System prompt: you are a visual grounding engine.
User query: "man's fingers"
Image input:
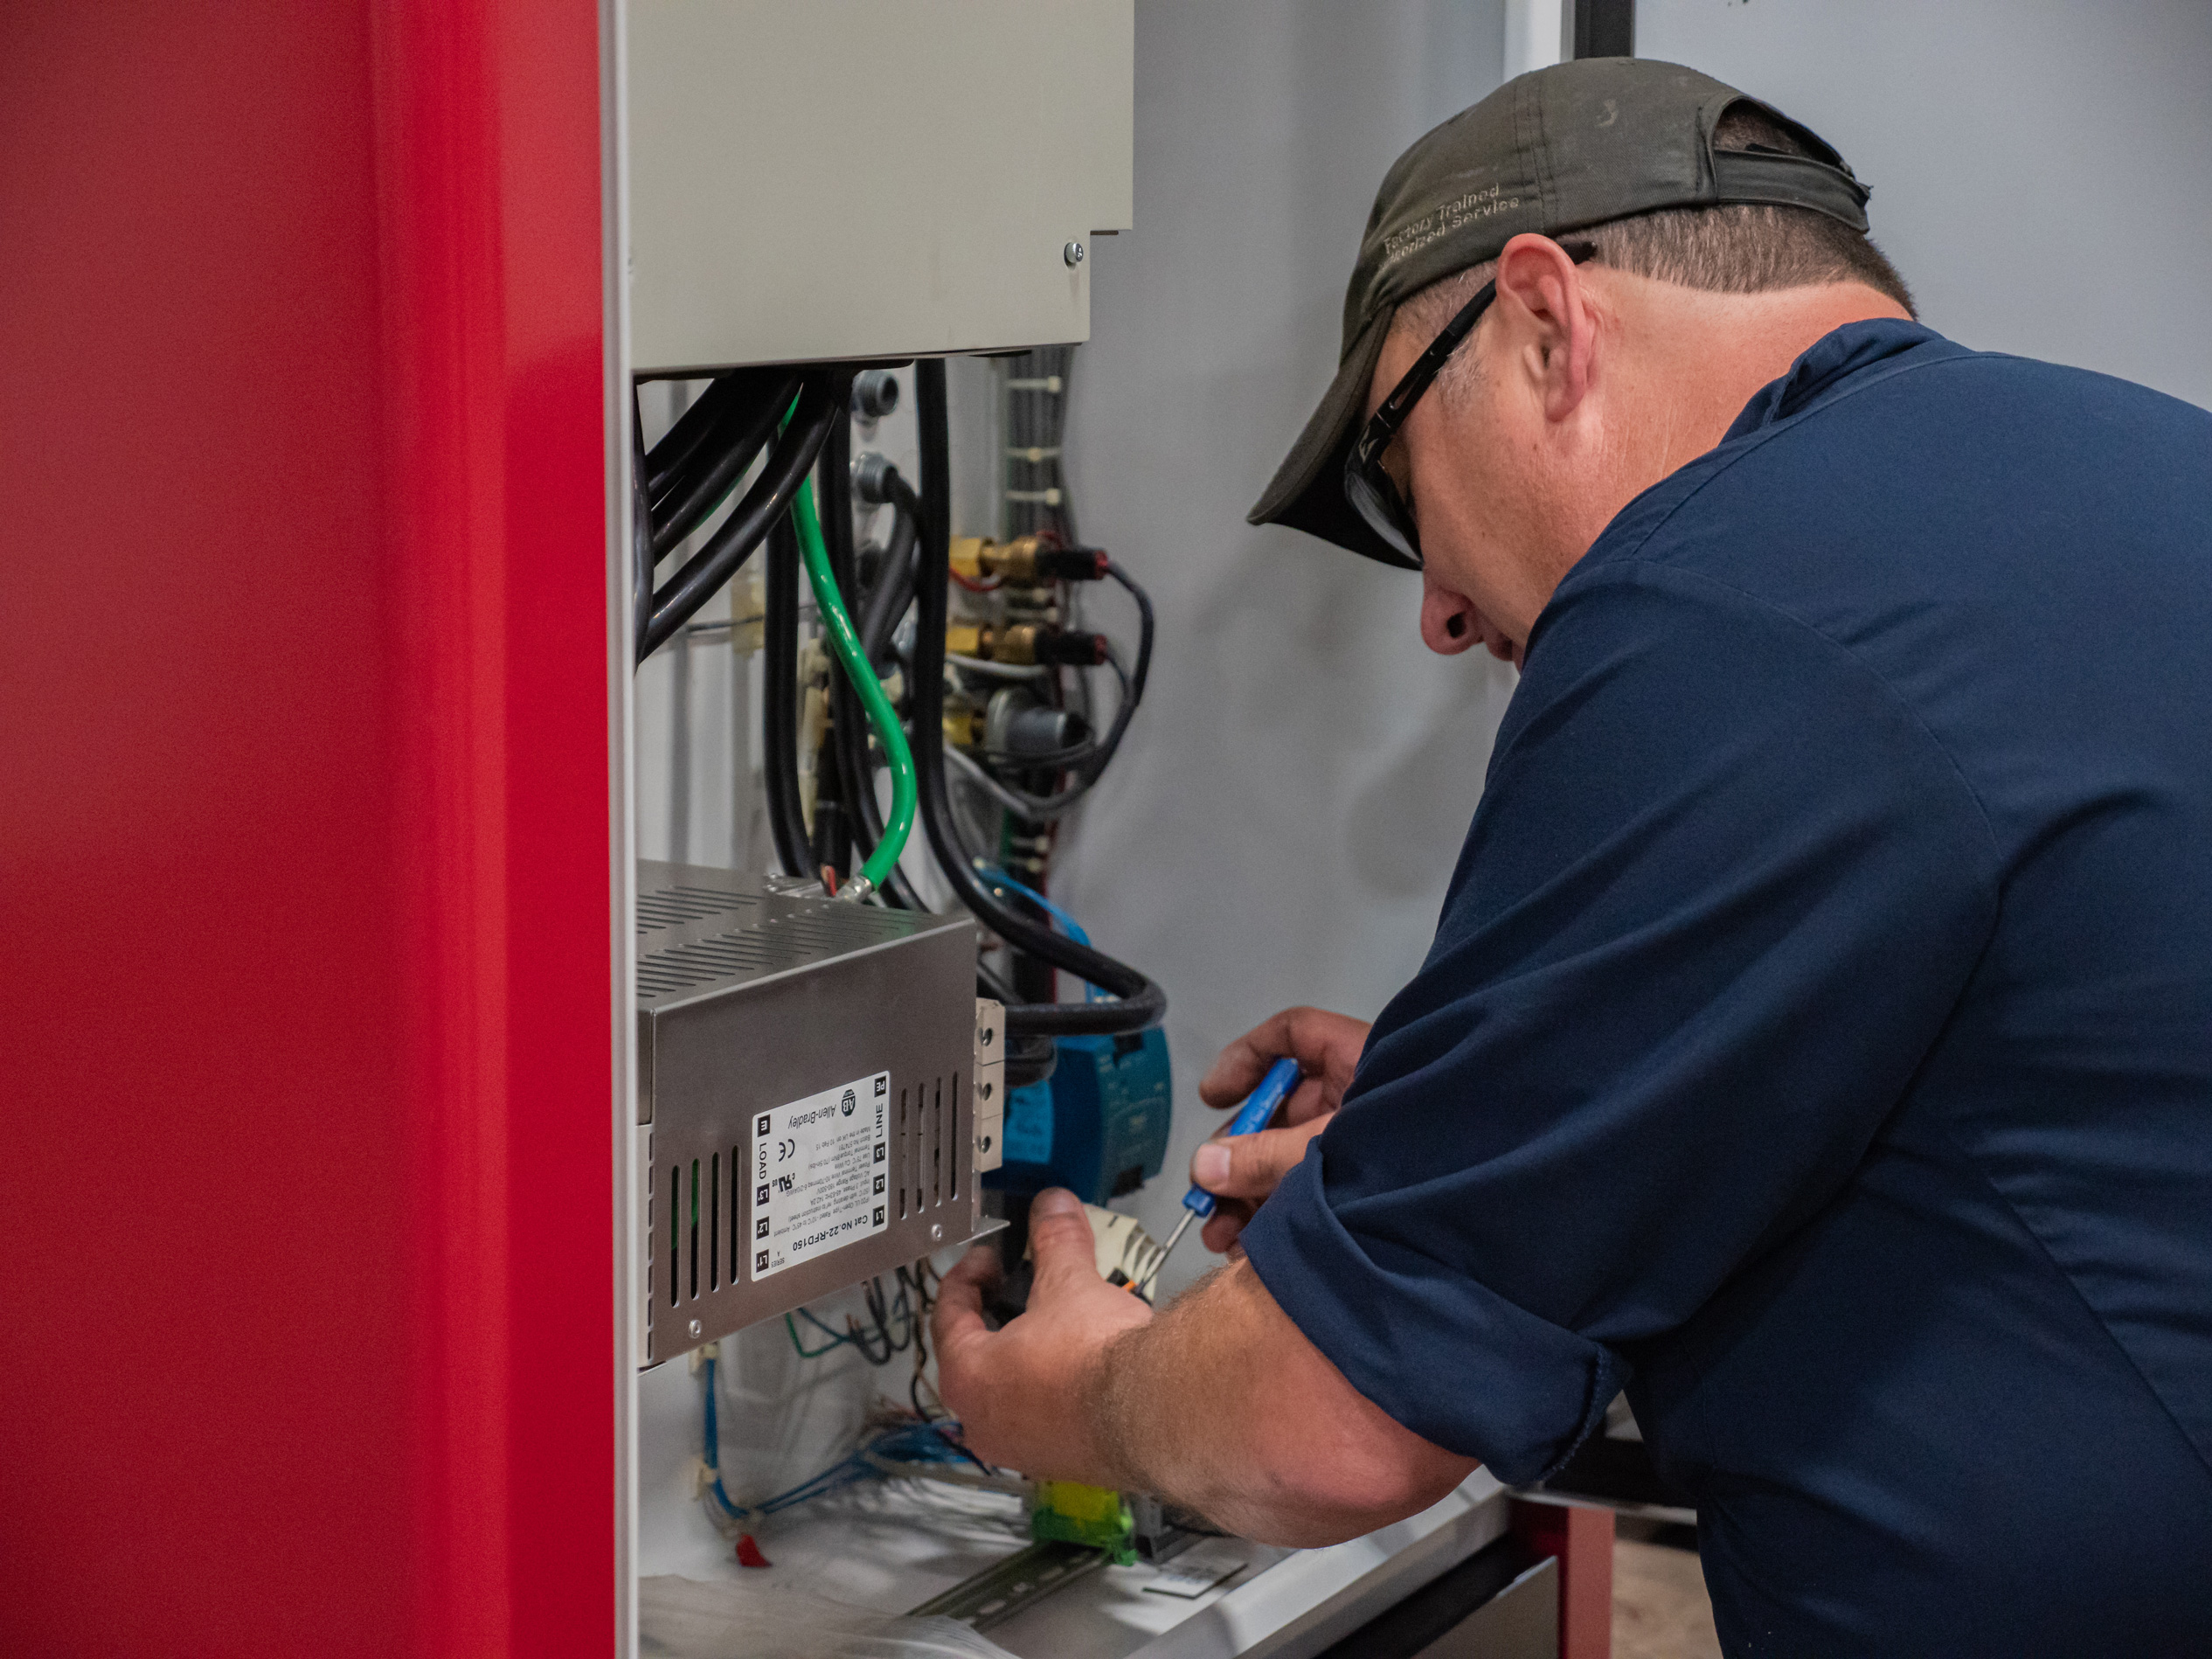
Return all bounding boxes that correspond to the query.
[1189,1115,1333,1201]
[1198,1006,1370,1110]
[1282,1074,1338,1128]
[1201,1204,1250,1255]
[1026,1187,1103,1296]
[932,1245,998,1355]
[1197,1013,1300,1107]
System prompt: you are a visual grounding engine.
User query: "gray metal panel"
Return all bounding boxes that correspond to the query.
[636,862,983,1364]
[1414,1557,1557,1659]
[626,0,1134,374]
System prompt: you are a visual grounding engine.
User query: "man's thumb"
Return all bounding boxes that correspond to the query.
[1026,1188,1101,1288]
[1190,1121,1323,1200]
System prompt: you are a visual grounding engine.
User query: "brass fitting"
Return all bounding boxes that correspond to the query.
[949,535,1109,586]
[946,622,1105,668]
[942,697,986,750]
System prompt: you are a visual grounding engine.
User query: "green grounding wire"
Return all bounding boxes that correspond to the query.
[790,476,918,899]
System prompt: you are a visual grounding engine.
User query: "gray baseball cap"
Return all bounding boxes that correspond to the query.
[1247,57,1870,568]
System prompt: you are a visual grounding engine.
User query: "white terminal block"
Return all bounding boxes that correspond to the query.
[973,998,1004,1172]
[626,0,1135,373]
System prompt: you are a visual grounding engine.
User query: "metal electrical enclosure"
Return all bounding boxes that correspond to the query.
[626,0,1135,373]
[635,863,988,1364]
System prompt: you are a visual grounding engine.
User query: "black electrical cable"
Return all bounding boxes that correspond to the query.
[641,376,837,663]
[648,370,796,553]
[649,371,801,561]
[858,475,921,668]
[1003,1030,1057,1089]
[822,413,871,868]
[912,358,1165,1037]
[973,961,1061,1085]
[1087,561,1155,778]
[631,391,655,663]
[644,366,775,502]
[953,551,1154,818]
[761,515,814,878]
[947,642,1139,822]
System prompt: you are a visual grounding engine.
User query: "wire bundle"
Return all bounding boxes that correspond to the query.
[698,1363,982,1528]
[631,352,1165,1037]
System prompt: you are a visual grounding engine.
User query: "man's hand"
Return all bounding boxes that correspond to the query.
[933,1184,1477,1547]
[1193,1007,1370,1253]
[933,1188,1152,1481]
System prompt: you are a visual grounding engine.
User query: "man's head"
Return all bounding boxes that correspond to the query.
[1249,61,1915,662]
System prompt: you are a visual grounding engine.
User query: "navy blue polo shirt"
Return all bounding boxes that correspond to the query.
[1243,321,2212,1655]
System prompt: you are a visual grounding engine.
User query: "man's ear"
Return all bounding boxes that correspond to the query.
[1492,233,1598,425]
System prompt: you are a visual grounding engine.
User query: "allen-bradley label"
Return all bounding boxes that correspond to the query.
[751,1071,891,1278]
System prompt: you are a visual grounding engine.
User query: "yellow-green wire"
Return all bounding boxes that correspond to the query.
[790,478,917,896]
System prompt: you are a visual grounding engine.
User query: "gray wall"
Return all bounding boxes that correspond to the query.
[1060,0,2212,1283]
[1054,1,1515,1284]
[1638,0,2212,412]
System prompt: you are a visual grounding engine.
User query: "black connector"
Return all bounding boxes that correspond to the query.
[1037,546,1112,583]
[1033,628,1108,668]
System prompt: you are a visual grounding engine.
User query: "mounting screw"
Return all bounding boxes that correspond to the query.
[1064,239,1086,267]
[930,1223,943,1241]
[689,1318,703,1338]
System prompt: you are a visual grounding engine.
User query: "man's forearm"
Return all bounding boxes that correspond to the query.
[1085,1257,1479,1547]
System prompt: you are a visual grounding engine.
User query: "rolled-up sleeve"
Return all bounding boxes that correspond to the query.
[1240,562,2001,1482]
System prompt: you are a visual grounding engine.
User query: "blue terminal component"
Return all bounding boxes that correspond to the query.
[988,1028,1173,1204]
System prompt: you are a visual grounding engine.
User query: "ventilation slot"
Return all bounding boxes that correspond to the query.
[731,1142,745,1283]
[949,1073,962,1204]
[636,885,759,934]
[709,1153,721,1291]
[637,931,811,997]
[766,906,918,950]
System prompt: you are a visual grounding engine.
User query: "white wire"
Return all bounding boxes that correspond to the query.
[945,744,1066,819]
[947,653,1050,681]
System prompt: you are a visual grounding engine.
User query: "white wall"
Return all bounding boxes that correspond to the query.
[1052,1,1516,1288]
[1637,0,2212,412]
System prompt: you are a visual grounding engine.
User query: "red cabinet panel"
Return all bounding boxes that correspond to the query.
[0,3,616,1652]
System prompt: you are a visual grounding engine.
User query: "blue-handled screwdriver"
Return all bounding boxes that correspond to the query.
[1140,1056,1304,1295]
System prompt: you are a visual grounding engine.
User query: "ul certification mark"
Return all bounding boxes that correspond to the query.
[749,1071,891,1277]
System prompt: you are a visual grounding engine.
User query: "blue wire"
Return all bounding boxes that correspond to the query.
[701,1352,751,1520]
[796,1306,857,1349]
[974,863,1090,946]
[700,1352,981,1524]
[974,863,1109,1002]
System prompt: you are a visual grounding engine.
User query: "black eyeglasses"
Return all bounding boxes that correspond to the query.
[1344,240,1597,567]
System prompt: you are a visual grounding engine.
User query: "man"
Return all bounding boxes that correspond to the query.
[936,59,2212,1655]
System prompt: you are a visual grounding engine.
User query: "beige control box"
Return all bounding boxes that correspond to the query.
[627,0,1134,374]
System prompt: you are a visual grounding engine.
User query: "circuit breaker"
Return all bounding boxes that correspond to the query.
[634,861,998,1364]
[626,0,1135,373]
